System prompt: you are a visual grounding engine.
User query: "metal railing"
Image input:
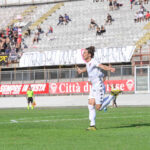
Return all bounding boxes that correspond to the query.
[0,65,134,84]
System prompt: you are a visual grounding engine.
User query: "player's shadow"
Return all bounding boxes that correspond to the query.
[101,123,150,129]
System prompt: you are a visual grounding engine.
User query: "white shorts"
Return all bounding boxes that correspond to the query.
[88,81,105,105]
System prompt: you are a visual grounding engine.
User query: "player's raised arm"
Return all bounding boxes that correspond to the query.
[98,64,115,72]
[76,66,87,74]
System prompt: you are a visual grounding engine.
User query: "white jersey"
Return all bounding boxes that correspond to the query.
[86,58,104,84]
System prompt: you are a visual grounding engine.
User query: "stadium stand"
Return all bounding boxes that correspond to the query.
[21,0,150,51]
[0,0,150,66]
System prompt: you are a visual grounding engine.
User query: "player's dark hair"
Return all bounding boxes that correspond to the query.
[86,46,95,58]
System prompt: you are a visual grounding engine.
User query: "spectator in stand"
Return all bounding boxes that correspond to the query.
[46,26,53,36]
[32,32,39,44]
[109,0,113,11]
[113,0,118,10]
[144,0,149,4]
[138,0,143,5]
[145,11,150,21]
[18,27,22,37]
[96,27,101,36]
[16,35,22,52]
[139,5,145,14]
[89,19,98,30]
[113,0,122,10]
[134,12,139,22]
[37,26,43,34]
[138,11,144,22]
[6,27,10,36]
[13,26,18,32]
[13,31,18,46]
[96,26,106,36]
[105,14,113,25]
[130,0,135,9]
[0,30,4,38]
[93,0,99,2]
[5,37,11,54]
[57,15,64,25]
[0,38,5,53]
[8,28,13,39]
[26,28,31,37]
[64,14,71,25]
[100,25,106,35]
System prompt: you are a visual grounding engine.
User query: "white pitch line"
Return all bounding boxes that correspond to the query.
[17,114,83,121]
[10,120,18,123]
[0,114,148,125]
[0,114,149,125]
[18,114,150,123]
[16,111,150,121]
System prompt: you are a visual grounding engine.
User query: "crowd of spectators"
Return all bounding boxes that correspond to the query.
[88,19,107,36]
[31,25,54,44]
[0,25,23,63]
[57,14,71,25]
[88,13,114,36]
[130,0,149,9]
[134,5,150,22]
[109,0,123,11]
[96,26,106,36]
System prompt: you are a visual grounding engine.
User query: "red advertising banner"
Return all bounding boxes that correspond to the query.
[104,79,134,92]
[0,83,49,95]
[50,82,91,94]
[0,80,134,95]
[50,80,134,94]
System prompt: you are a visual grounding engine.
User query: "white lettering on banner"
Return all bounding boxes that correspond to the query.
[19,46,135,67]
[31,84,46,92]
[59,83,81,93]
[83,82,91,92]
[59,83,65,93]
[0,83,49,95]
[49,80,134,94]
[22,85,29,92]
[0,85,22,94]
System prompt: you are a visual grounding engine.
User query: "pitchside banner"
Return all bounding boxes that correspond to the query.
[0,83,49,95]
[49,80,134,94]
[0,80,134,95]
[19,46,135,67]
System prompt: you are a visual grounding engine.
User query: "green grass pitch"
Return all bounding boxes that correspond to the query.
[0,107,150,150]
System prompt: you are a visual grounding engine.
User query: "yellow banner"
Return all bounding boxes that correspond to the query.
[0,55,8,64]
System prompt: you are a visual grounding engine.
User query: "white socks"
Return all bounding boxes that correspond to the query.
[87,95,114,126]
[100,95,114,111]
[88,104,96,126]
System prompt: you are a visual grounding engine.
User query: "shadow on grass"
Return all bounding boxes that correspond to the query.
[101,123,150,129]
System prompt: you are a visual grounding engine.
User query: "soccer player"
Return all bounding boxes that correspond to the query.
[76,46,115,130]
[26,86,34,110]
[110,84,122,108]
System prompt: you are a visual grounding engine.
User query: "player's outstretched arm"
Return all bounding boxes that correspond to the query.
[98,64,115,72]
[76,66,87,74]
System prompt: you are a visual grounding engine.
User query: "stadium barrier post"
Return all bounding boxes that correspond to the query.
[147,66,150,93]
[22,71,24,84]
[121,66,123,80]
[0,65,2,83]
[34,70,35,83]
[11,71,12,84]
